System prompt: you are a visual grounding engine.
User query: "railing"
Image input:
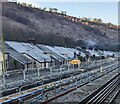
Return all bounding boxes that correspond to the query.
[0,58,117,98]
[0,58,117,85]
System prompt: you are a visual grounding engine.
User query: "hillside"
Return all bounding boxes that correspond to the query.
[2,2,119,51]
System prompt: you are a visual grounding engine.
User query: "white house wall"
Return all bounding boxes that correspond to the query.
[23,54,36,68]
[36,62,42,69]
[41,63,44,69]
[46,63,49,69]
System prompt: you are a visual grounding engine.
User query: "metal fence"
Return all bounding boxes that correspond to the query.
[0,58,117,97]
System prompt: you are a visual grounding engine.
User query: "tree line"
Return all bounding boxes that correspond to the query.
[10,1,118,30]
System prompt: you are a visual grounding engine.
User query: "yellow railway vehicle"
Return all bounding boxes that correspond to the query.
[70,59,81,65]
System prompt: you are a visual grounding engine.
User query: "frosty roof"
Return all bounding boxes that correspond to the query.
[67,48,86,57]
[0,43,32,65]
[54,46,74,59]
[4,41,119,63]
[46,46,68,60]
[86,49,100,57]
[37,44,65,62]
[5,41,52,62]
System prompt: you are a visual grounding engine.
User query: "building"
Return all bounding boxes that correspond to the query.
[5,44,32,70]
[37,44,65,65]
[37,45,82,65]
[54,46,74,59]
[5,41,54,69]
[0,43,32,75]
[54,46,75,64]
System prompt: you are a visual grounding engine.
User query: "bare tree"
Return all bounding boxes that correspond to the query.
[28,4,32,8]
[52,8,58,13]
[61,11,67,15]
[49,8,53,12]
[42,7,47,11]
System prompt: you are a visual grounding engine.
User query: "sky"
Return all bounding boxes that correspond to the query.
[16,1,118,25]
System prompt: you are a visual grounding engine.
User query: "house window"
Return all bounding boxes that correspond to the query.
[33,62,36,68]
[50,60,52,66]
[44,61,46,68]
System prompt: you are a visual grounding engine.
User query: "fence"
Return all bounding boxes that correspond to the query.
[0,58,117,97]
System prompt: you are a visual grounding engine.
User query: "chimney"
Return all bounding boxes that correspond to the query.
[28,38,36,45]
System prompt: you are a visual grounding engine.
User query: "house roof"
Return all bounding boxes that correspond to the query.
[54,46,74,59]
[0,43,32,65]
[46,46,68,60]
[5,41,52,62]
[67,48,86,57]
[7,47,32,64]
[37,44,65,62]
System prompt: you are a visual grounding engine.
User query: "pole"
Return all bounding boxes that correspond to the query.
[76,76,78,89]
[38,68,40,77]
[23,69,26,81]
[60,75,62,90]
[1,34,6,73]
[50,66,52,78]
[1,34,6,85]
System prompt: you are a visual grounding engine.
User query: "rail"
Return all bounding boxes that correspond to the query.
[79,73,120,104]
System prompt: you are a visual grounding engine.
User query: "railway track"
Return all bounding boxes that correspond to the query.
[0,61,119,104]
[108,89,120,104]
[101,81,120,104]
[0,59,116,97]
[79,72,120,104]
[108,88,120,104]
[24,63,119,104]
[29,64,119,104]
